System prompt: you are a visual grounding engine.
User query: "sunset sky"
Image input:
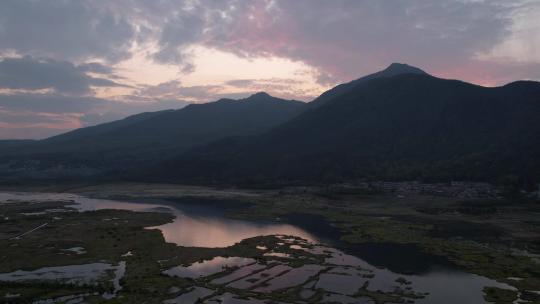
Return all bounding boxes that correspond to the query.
[1,0,539,139]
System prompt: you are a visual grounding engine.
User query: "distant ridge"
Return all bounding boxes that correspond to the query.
[0,92,305,180]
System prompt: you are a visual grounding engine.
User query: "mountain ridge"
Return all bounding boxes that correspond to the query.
[1,63,540,187]
[150,71,540,186]
[0,92,305,180]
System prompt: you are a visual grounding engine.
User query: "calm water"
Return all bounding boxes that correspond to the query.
[0,192,516,303]
[0,192,317,247]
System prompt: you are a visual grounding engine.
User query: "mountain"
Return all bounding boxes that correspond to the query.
[0,140,35,148]
[37,92,303,154]
[43,110,173,145]
[3,63,540,186]
[309,63,427,107]
[153,68,540,186]
[0,92,305,180]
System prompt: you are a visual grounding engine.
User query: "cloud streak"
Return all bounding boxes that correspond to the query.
[0,56,129,94]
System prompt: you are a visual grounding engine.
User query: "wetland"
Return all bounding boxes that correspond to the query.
[0,183,539,303]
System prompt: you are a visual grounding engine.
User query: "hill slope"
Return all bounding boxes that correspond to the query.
[37,92,304,154]
[0,92,305,179]
[309,63,427,107]
[156,72,540,186]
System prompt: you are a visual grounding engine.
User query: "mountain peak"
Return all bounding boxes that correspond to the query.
[310,63,429,107]
[244,92,275,103]
[241,92,304,107]
[248,92,272,99]
[381,63,427,76]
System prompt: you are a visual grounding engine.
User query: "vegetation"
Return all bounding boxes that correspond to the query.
[483,287,519,304]
[0,198,425,303]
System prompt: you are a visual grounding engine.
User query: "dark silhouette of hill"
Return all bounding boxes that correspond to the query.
[2,63,539,187]
[0,92,304,179]
[0,140,35,149]
[37,92,303,154]
[310,63,427,107]
[153,69,540,186]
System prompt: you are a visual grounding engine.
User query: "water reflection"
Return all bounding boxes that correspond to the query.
[163,286,214,304]
[255,264,324,292]
[164,257,255,278]
[152,212,317,247]
[413,271,514,304]
[0,262,122,286]
[0,192,318,247]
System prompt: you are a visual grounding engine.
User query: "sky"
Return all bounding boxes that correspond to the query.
[0,0,539,139]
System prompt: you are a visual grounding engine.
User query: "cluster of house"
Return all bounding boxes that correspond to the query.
[355,181,501,199]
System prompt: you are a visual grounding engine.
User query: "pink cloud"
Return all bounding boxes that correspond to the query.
[196,1,538,86]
